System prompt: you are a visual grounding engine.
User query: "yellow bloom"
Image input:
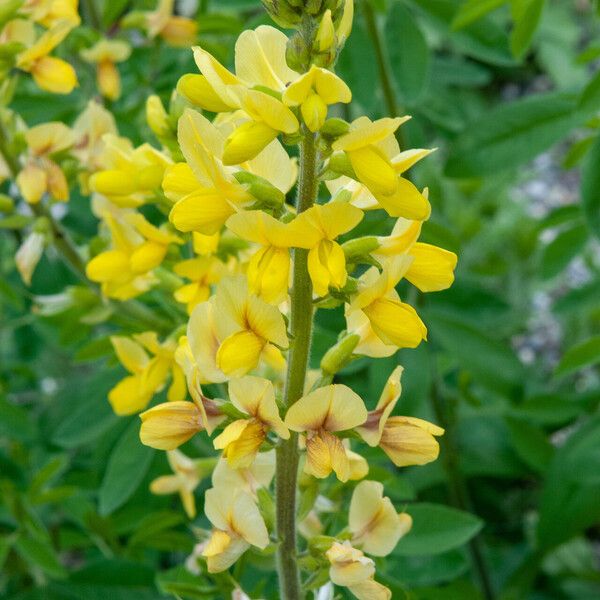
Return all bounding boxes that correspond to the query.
[326,541,391,600]
[226,210,299,304]
[347,257,427,353]
[356,366,402,446]
[331,117,431,220]
[349,480,412,556]
[374,216,457,293]
[86,212,180,299]
[21,0,80,27]
[140,400,207,450]
[72,100,117,172]
[15,20,77,94]
[81,39,131,100]
[89,135,172,207]
[173,255,226,313]
[283,65,351,132]
[289,202,363,297]
[209,276,289,377]
[203,487,269,572]
[16,122,73,204]
[146,0,197,47]
[185,26,301,163]
[108,332,185,415]
[150,449,203,518]
[214,376,288,468]
[379,416,444,467]
[285,384,367,481]
[212,450,275,497]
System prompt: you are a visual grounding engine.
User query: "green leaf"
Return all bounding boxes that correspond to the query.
[578,70,600,114]
[452,0,507,30]
[555,336,600,377]
[553,277,600,315]
[98,419,155,516]
[394,503,483,556]
[385,549,468,587]
[386,3,430,103]
[506,417,553,472]
[539,223,588,280]
[426,311,524,392]
[0,396,36,442]
[509,393,588,426]
[581,133,600,239]
[51,372,120,449]
[14,535,67,579]
[510,0,546,58]
[445,92,583,177]
[537,415,600,549]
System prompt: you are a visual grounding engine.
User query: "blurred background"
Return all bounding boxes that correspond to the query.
[1,0,600,599]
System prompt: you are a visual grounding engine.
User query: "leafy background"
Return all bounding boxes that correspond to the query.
[2,0,600,598]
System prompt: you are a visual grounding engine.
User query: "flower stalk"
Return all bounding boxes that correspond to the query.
[275,128,319,600]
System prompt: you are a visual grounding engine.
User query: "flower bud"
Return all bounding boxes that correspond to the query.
[327,152,356,179]
[146,95,171,138]
[260,0,302,27]
[286,32,310,73]
[320,333,360,375]
[0,194,14,213]
[316,9,335,52]
[341,236,380,264]
[234,171,285,210]
[320,117,349,138]
[15,231,45,286]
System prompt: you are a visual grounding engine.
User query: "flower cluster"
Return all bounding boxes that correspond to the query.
[0,1,458,598]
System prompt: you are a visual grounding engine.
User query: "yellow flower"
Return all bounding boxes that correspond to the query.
[16,122,73,204]
[173,255,226,314]
[355,366,403,446]
[282,65,351,132]
[214,376,288,468]
[150,449,204,518]
[379,416,444,467]
[15,20,77,94]
[72,100,117,172]
[331,117,431,220]
[349,480,412,556]
[185,26,301,163]
[146,0,197,47]
[81,39,131,101]
[226,210,299,304]
[374,215,458,293]
[284,384,367,481]
[213,276,289,377]
[347,256,427,353]
[289,202,363,297]
[355,366,444,466]
[86,212,180,299]
[89,135,171,207]
[140,400,208,450]
[326,541,391,600]
[21,0,80,28]
[203,487,269,573]
[212,450,275,497]
[108,332,185,415]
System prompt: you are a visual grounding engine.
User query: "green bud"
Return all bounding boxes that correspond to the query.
[341,236,380,263]
[309,535,337,552]
[261,0,302,27]
[320,333,360,375]
[219,402,248,421]
[327,152,357,179]
[120,10,147,29]
[256,487,276,530]
[286,32,310,72]
[33,216,51,234]
[306,0,324,15]
[154,267,183,291]
[194,457,219,479]
[0,194,14,213]
[320,117,349,138]
[234,171,285,209]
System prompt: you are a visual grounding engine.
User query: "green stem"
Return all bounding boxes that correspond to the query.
[362,0,407,150]
[275,129,319,600]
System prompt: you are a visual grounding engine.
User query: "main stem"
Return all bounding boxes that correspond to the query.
[275,130,318,600]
